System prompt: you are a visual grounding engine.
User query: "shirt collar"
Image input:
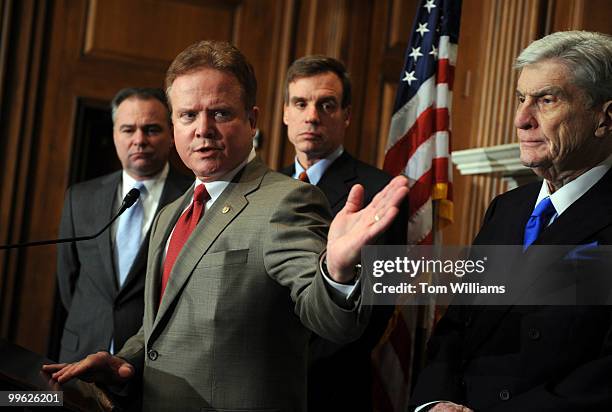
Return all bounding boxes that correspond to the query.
[194,147,256,204]
[534,154,612,215]
[121,163,169,197]
[293,146,344,185]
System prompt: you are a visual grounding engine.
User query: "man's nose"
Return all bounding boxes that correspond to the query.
[132,129,148,145]
[305,104,320,124]
[514,103,538,130]
[195,115,216,139]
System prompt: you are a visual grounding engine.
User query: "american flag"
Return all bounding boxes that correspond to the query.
[373,1,462,410]
[383,0,460,244]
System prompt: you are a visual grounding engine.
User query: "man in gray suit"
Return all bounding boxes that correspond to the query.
[57,88,192,362]
[45,41,408,412]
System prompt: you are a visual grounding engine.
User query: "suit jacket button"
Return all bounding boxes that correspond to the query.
[147,349,158,361]
[465,315,472,327]
[528,328,541,340]
[499,389,511,401]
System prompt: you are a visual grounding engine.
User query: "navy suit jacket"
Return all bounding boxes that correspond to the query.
[410,168,612,411]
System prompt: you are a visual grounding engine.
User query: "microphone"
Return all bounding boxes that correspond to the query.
[0,188,142,250]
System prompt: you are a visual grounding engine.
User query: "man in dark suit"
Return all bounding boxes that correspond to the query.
[281,55,406,411]
[57,88,192,362]
[410,31,612,412]
[44,41,409,411]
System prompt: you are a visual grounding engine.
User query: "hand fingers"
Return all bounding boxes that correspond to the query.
[343,184,365,213]
[41,363,67,373]
[369,175,409,209]
[52,359,91,383]
[52,362,79,383]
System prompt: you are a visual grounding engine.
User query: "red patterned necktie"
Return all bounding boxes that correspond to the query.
[160,184,210,302]
[298,171,310,183]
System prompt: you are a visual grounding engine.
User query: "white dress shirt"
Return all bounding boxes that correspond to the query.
[532,154,612,224]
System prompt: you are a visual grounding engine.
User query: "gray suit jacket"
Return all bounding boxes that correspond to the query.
[57,166,192,362]
[117,158,369,412]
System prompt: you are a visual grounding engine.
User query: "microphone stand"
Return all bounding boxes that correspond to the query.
[0,188,141,250]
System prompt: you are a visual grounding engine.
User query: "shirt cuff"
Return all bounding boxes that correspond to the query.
[415,401,444,411]
[319,251,360,301]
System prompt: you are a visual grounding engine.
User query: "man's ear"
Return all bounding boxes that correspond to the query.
[249,106,259,130]
[595,100,612,138]
[343,105,351,128]
[282,104,289,126]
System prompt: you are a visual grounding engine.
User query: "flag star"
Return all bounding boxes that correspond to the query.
[424,0,436,13]
[409,47,423,62]
[416,22,430,36]
[429,45,438,59]
[402,70,417,85]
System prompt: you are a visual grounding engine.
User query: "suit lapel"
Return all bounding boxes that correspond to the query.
[117,168,192,300]
[95,173,121,292]
[317,152,356,211]
[467,183,547,350]
[150,159,267,339]
[143,188,191,336]
[536,168,612,245]
[467,169,612,352]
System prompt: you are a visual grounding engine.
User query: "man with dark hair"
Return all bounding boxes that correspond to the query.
[410,31,612,412]
[281,55,407,411]
[57,87,192,362]
[45,41,409,412]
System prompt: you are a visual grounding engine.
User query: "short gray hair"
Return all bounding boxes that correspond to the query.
[515,31,612,107]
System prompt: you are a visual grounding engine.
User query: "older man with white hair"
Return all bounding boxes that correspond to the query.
[410,30,612,412]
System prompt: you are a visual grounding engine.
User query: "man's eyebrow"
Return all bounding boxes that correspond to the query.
[317,95,339,103]
[290,96,305,103]
[516,86,566,98]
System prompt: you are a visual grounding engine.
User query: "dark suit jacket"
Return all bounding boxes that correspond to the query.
[281,151,407,245]
[117,158,369,412]
[282,151,408,411]
[57,166,192,362]
[410,168,612,411]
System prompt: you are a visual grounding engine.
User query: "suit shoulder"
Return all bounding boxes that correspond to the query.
[66,171,120,196]
[261,170,329,203]
[353,158,392,183]
[279,164,294,177]
[490,180,541,207]
[263,169,321,191]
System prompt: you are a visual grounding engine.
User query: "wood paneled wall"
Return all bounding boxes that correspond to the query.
[1,0,611,354]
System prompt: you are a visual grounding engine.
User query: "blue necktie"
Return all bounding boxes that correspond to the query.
[115,182,146,286]
[523,197,556,250]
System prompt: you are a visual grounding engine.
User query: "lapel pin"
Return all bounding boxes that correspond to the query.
[222,205,231,214]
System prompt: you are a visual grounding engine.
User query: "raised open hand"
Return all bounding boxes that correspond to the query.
[326,175,408,283]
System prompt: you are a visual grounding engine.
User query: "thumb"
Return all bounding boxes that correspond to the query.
[116,362,135,379]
